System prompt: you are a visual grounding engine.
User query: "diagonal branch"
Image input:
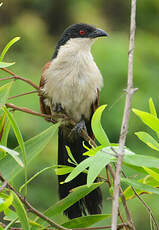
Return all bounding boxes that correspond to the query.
[1,67,40,90]
[111,0,137,229]
[0,174,69,230]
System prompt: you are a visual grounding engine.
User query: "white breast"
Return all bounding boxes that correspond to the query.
[43,38,103,122]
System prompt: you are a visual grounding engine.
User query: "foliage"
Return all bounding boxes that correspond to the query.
[0,1,159,229]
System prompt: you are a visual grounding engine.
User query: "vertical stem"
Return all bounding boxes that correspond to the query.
[111,0,136,229]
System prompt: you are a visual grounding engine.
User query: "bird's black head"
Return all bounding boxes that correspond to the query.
[53,23,108,59]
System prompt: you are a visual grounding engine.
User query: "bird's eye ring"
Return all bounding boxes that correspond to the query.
[80,30,85,35]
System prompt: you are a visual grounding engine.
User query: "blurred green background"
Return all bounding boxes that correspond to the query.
[0,0,159,228]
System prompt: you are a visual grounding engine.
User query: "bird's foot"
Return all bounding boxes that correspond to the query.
[52,103,64,113]
[72,119,87,135]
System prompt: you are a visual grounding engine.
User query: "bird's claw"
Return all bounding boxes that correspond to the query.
[72,119,87,135]
[52,103,64,113]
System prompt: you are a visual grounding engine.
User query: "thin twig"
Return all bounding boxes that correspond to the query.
[8,90,38,100]
[5,103,53,119]
[1,67,39,90]
[121,170,159,230]
[0,76,15,81]
[0,174,69,230]
[111,0,137,229]
[132,187,159,230]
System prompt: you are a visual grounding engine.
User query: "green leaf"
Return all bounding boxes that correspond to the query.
[2,106,27,194]
[0,124,59,182]
[124,174,159,200]
[0,82,13,108]
[12,191,30,230]
[55,166,74,176]
[65,151,113,186]
[123,154,159,168]
[0,145,24,167]
[4,217,18,230]
[133,108,159,133]
[0,192,13,212]
[143,167,159,182]
[149,98,159,139]
[62,214,111,228]
[0,37,20,62]
[0,116,11,147]
[2,106,26,158]
[83,145,104,157]
[0,62,15,68]
[65,145,77,164]
[0,2,3,7]
[4,208,18,221]
[91,105,110,146]
[149,98,157,117]
[135,131,159,151]
[121,178,159,195]
[35,182,103,227]
[19,165,57,192]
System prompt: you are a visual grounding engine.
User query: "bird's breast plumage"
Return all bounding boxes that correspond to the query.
[42,40,103,122]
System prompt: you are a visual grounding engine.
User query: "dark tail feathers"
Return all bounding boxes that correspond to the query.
[58,127,102,219]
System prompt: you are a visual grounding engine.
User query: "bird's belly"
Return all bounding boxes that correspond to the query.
[44,76,97,122]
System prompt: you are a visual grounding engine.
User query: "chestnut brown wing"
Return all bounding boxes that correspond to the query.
[39,62,51,121]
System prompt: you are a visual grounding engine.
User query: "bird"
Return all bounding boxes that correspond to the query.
[39,23,108,219]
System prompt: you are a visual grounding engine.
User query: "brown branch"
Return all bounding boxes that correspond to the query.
[0,174,69,230]
[111,0,137,229]
[0,76,15,81]
[5,103,52,119]
[8,90,38,100]
[1,67,39,90]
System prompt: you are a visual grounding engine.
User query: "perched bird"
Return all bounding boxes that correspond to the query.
[40,23,108,219]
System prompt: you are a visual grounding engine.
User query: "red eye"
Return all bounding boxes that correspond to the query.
[80,30,85,35]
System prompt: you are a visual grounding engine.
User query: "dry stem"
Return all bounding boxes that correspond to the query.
[111,0,137,229]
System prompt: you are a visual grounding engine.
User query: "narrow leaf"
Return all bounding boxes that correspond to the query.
[0,81,13,108]
[65,146,77,164]
[122,178,159,195]
[0,37,20,62]
[12,191,30,230]
[0,62,15,68]
[149,98,157,117]
[0,192,13,212]
[2,106,27,193]
[19,165,57,192]
[4,217,18,230]
[65,150,115,184]
[35,182,103,226]
[133,108,159,133]
[62,214,111,228]
[0,116,11,147]
[91,105,110,146]
[123,154,159,168]
[135,131,159,151]
[2,106,26,157]
[143,167,159,182]
[87,152,111,186]
[0,145,24,167]
[0,124,59,182]
[0,2,3,7]
[55,166,74,176]
[64,157,92,183]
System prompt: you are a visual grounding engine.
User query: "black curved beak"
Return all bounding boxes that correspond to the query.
[90,28,108,38]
